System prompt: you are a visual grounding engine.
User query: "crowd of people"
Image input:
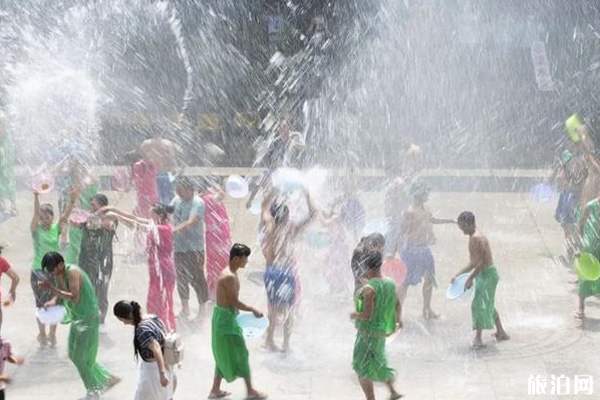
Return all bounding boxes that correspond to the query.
[7,117,600,400]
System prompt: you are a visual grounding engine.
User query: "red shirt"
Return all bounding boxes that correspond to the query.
[0,257,10,302]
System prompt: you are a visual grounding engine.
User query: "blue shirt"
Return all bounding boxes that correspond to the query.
[171,196,205,252]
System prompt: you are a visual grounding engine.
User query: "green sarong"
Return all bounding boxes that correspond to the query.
[577,199,600,297]
[471,265,499,330]
[211,306,250,382]
[352,278,396,382]
[64,265,111,391]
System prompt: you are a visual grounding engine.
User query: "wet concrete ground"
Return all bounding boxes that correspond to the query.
[0,188,598,400]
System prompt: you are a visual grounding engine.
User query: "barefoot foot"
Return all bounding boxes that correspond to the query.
[246,389,267,399]
[494,332,510,342]
[471,339,484,349]
[423,309,440,320]
[208,390,232,399]
[262,341,280,352]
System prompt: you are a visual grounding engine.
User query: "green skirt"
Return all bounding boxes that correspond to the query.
[211,306,250,382]
[352,332,395,382]
[579,278,600,298]
[472,266,499,330]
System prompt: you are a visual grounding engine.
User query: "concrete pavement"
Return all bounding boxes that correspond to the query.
[0,189,598,400]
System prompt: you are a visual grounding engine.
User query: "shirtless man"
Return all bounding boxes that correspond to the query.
[141,135,179,204]
[209,244,266,400]
[398,181,454,320]
[452,211,509,348]
[384,144,425,259]
[261,187,316,352]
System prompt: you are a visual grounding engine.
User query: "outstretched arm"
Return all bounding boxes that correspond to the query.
[431,217,456,224]
[100,206,150,228]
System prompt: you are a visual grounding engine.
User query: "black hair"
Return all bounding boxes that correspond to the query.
[40,203,54,215]
[457,211,475,225]
[230,243,251,261]
[151,202,174,223]
[113,300,143,359]
[270,202,289,225]
[365,232,385,249]
[363,250,383,271]
[41,251,64,272]
[175,176,195,190]
[92,194,109,207]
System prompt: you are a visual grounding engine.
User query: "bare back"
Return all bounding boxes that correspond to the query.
[215,267,240,307]
[262,221,297,266]
[402,205,433,246]
[468,230,494,270]
[141,138,176,172]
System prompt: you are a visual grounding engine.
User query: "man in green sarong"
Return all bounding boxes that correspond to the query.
[209,243,266,400]
[38,251,119,399]
[575,196,600,319]
[351,250,403,400]
[453,211,510,348]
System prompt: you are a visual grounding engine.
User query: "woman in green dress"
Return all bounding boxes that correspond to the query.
[38,252,119,399]
[30,188,77,347]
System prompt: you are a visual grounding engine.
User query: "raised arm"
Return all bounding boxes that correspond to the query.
[294,188,317,232]
[30,192,40,232]
[59,187,80,227]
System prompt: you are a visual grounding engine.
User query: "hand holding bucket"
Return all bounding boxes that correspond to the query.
[574,253,600,281]
[32,173,54,194]
[226,175,249,199]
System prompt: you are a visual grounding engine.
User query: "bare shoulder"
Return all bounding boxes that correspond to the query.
[219,269,234,280]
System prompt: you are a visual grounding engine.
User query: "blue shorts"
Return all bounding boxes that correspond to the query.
[555,190,579,225]
[156,172,174,204]
[264,265,296,307]
[401,244,435,286]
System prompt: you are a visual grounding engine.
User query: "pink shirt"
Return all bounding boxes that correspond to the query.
[147,223,175,283]
[132,161,158,217]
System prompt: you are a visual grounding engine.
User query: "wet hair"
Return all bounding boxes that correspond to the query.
[113,300,143,359]
[151,203,174,223]
[92,194,109,207]
[40,203,54,215]
[175,176,195,190]
[230,243,251,261]
[270,202,289,225]
[457,211,475,226]
[363,250,383,271]
[41,251,64,273]
[409,180,429,199]
[364,232,385,250]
